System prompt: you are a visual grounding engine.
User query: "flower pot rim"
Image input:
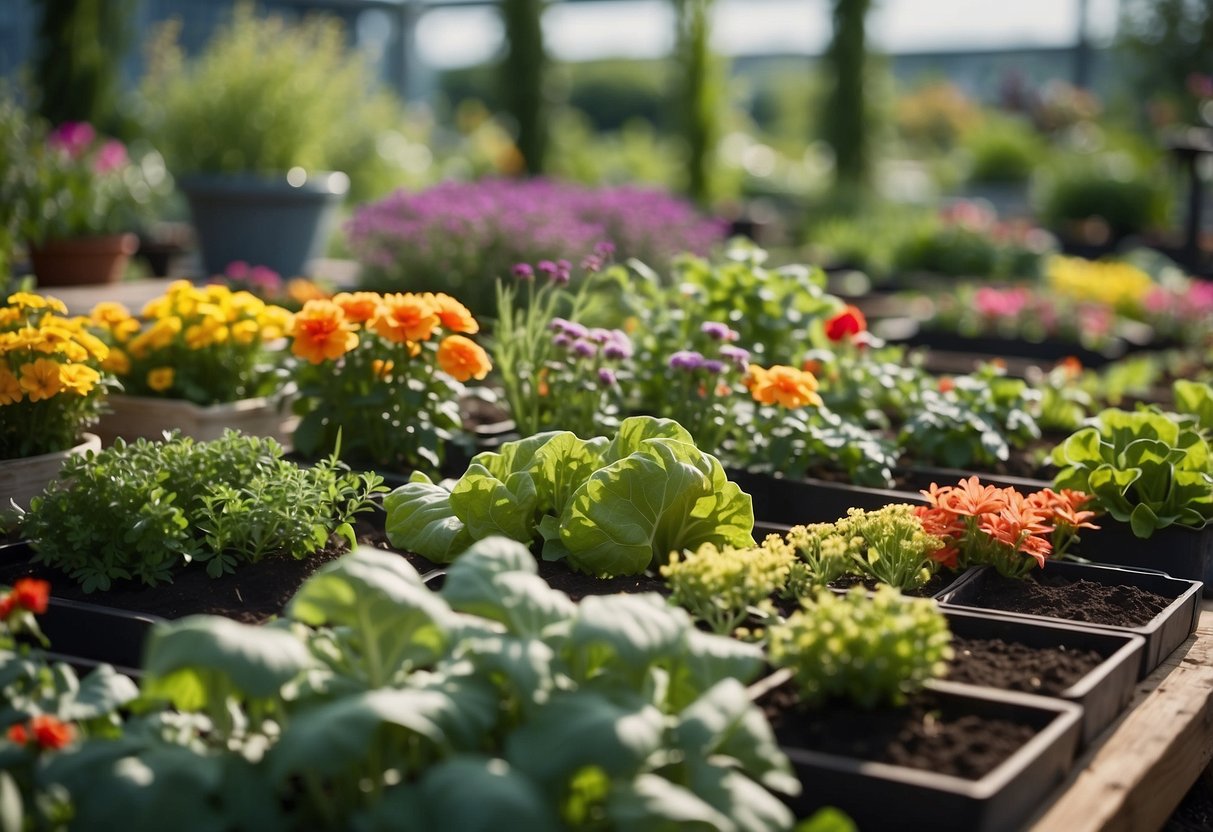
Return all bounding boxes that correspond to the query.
[106,383,297,417]
[178,170,349,197]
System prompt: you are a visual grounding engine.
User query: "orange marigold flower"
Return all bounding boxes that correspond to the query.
[291,300,359,364]
[427,293,479,334]
[287,278,330,305]
[29,715,74,750]
[371,358,394,380]
[332,291,382,325]
[1057,356,1083,379]
[0,367,22,405]
[801,359,822,375]
[824,305,867,342]
[746,364,823,409]
[437,335,492,382]
[938,376,956,393]
[11,578,49,614]
[375,293,439,344]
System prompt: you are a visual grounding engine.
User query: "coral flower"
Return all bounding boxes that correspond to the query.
[1027,488,1099,531]
[332,291,382,325]
[437,335,492,382]
[936,476,1005,518]
[29,715,74,750]
[428,293,479,334]
[11,578,50,614]
[746,364,823,409]
[375,293,439,343]
[824,305,867,342]
[291,300,359,364]
[19,358,62,402]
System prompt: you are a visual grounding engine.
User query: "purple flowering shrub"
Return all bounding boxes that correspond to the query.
[347,178,725,314]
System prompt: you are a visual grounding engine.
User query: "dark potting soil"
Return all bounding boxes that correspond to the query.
[966,570,1172,627]
[763,684,1036,780]
[827,570,957,598]
[947,637,1105,696]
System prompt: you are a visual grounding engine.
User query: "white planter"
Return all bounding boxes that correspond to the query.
[94,390,299,446]
[0,433,101,510]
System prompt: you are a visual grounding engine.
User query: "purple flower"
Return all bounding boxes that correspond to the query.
[598,367,618,387]
[512,263,535,281]
[563,321,588,339]
[603,330,633,359]
[538,260,558,279]
[572,339,597,358]
[581,254,602,273]
[720,344,750,368]
[668,350,705,371]
[552,333,572,348]
[702,359,727,375]
[700,321,735,341]
[549,317,569,331]
[587,328,612,343]
[594,241,616,257]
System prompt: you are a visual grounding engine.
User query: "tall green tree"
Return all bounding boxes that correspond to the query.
[500,0,549,175]
[1118,0,1213,126]
[673,0,724,206]
[32,0,132,133]
[822,0,873,194]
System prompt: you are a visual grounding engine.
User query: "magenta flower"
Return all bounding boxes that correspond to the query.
[668,350,705,371]
[597,367,618,387]
[700,321,739,341]
[512,263,535,281]
[719,344,750,368]
[48,121,96,159]
[572,339,597,358]
[225,261,252,280]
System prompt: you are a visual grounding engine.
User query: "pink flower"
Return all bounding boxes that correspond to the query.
[974,286,1029,319]
[225,261,252,280]
[248,265,282,290]
[48,122,96,159]
[92,139,128,174]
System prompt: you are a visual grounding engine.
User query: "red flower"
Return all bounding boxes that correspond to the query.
[11,578,50,615]
[30,715,74,750]
[6,723,28,745]
[824,305,867,342]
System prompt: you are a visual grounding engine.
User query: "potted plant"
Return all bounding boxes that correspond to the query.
[287,290,492,477]
[138,4,377,277]
[762,585,1083,832]
[85,280,297,444]
[0,291,113,509]
[7,114,161,287]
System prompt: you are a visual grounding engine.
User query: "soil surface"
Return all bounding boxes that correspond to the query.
[963,570,1173,627]
[827,570,958,598]
[946,637,1105,696]
[763,684,1037,780]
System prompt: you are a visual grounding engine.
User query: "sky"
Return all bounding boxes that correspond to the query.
[414,0,1121,69]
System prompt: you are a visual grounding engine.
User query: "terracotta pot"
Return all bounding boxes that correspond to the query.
[28,233,139,286]
[0,433,100,510]
[94,389,299,446]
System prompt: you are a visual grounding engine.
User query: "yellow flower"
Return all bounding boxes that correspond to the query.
[19,358,63,401]
[0,307,22,327]
[90,301,131,325]
[230,320,259,346]
[147,317,183,350]
[371,358,395,380]
[34,324,88,362]
[8,292,67,314]
[259,306,293,340]
[229,291,265,320]
[101,347,130,375]
[0,367,22,405]
[147,367,174,392]
[59,364,100,396]
[72,330,109,362]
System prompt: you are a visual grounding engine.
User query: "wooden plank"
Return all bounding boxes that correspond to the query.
[1026,608,1213,832]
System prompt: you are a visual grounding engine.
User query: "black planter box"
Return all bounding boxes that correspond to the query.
[35,597,162,676]
[936,561,1202,677]
[885,321,1128,368]
[1074,523,1213,597]
[726,467,922,527]
[774,680,1082,832]
[942,609,1144,746]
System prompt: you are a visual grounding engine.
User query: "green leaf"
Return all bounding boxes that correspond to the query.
[562,440,754,577]
[441,537,575,636]
[1174,380,1213,432]
[269,678,497,782]
[142,617,311,710]
[413,757,562,831]
[686,765,796,832]
[62,663,140,721]
[567,594,687,681]
[289,547,454,677]
[383,480,472,563]
[603,416,695,464]
[605,773,735,830]
[450,464,540,543]
[1129,503,1162,538]
[1052,426,1103,469]
[528,432,608,515]
[504,691,665,786]
[674,679,799,796]
[0,772,21,832]
[796,808,858,832]
[671,630,765,703]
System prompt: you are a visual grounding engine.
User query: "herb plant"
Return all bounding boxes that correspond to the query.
[768,586,953,708]
[21,431,384,590]
[661,535,796,635]
[5,541,801,829]
[385,416,755,576]
[1051,407,1213,538]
